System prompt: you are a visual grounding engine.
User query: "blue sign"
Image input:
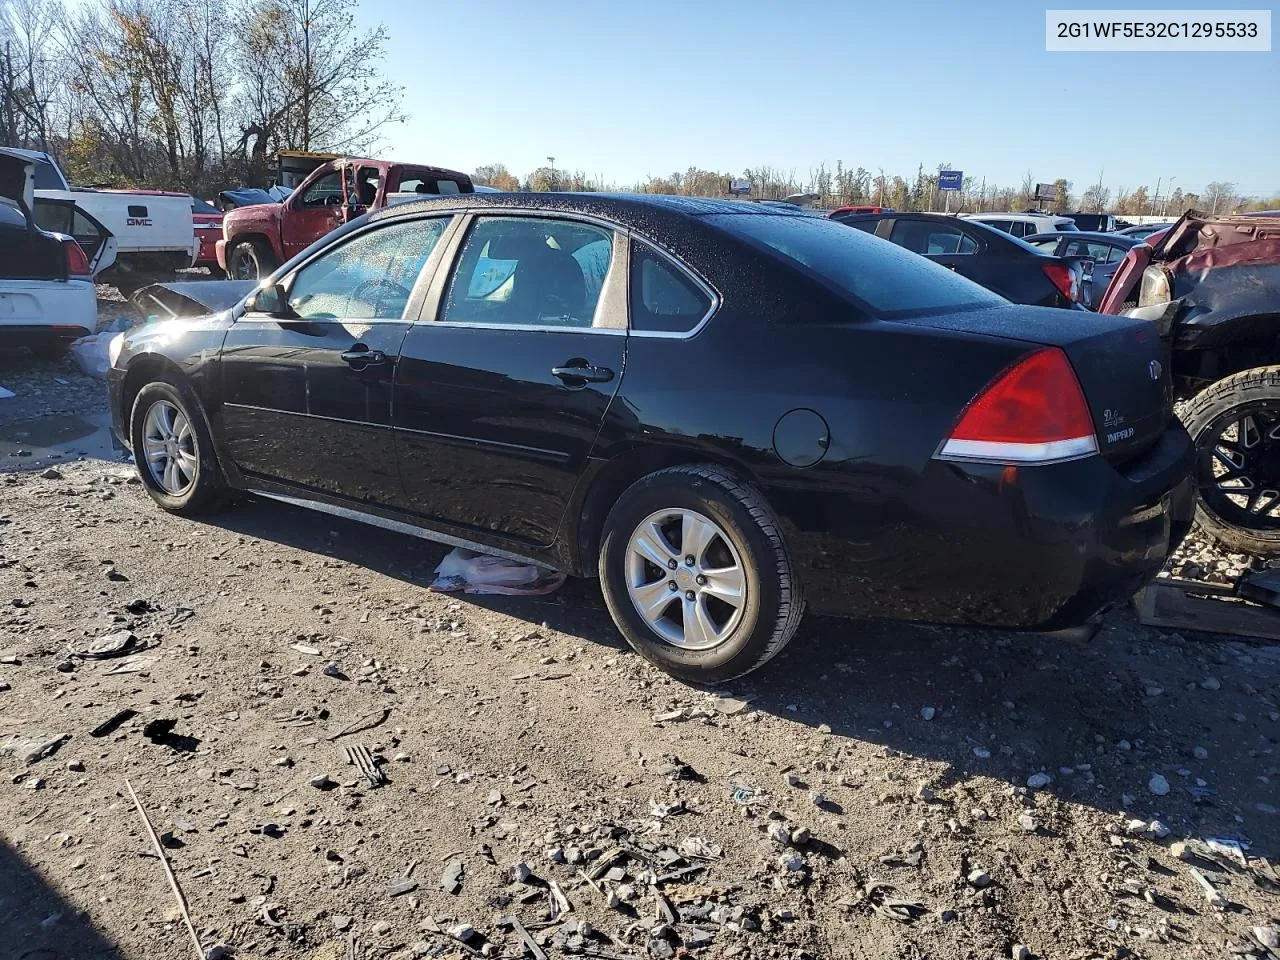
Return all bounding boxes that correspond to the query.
[939,170,963,191]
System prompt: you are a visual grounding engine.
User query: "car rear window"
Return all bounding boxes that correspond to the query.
[708,213,1006,317]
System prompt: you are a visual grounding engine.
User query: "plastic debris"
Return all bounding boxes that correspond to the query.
[429,547,566,596]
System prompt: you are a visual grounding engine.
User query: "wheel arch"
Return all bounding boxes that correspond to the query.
[228,231,282,265]
[1175,322,1280,397]
[121,353,230,484]
[569,444,761,577]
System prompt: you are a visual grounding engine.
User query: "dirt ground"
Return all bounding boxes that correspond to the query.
[2,337,1279,960]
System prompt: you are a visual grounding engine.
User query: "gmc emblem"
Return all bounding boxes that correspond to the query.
[126,217,153,227]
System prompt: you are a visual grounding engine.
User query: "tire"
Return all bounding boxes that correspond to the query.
[129,379,226,515]
[1182,365,1280,555]
[597,464,804,684]
[227,238,277,281]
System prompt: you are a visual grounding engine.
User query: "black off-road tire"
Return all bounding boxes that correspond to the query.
[598,464,804,684]
[129,379,226,516]
[1182,366,1280,556]
[227,238,278,281]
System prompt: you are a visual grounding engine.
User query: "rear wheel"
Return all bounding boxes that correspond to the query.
[227,238,277,281]
[598,464,803,684]
[130,379,226,515]
[1182,366,1280,555]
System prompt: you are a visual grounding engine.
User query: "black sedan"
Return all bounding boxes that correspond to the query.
[1024,231,1140,303]
[108,193,1193,683]
[829,210,1093,309]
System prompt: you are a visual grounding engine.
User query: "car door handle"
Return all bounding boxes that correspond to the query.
[341,346,386,367]
[552,364,613,384]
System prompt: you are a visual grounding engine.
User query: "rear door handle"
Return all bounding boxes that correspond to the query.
[552,364,613,384]
[341,345,386,367]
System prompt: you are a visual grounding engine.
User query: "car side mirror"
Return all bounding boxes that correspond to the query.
[247,283,293,318]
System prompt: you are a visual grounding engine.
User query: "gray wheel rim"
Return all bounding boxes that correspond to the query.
[624,508,746,651]
[142,400,198,495]
[231,249,256,280]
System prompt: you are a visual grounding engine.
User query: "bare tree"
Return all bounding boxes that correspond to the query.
[1203,181,1239,214]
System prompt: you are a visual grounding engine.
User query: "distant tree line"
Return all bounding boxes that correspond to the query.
[474,160,1279,217]
[1,0,405,194]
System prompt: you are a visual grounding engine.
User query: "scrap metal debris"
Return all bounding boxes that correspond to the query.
[343,743,387,788]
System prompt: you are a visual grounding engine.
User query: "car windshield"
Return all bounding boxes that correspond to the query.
[709,213,1005,316]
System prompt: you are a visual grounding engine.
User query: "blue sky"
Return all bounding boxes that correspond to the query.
[365,0,1278,197]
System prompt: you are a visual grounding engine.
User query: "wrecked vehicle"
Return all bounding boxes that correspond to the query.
[216,156,473,280]
[110,193,1192,683]
[5,147,199,292]
[1100,210,1280,555]
[0,148,109,358]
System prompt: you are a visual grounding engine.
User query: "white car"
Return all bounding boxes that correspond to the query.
[963,212,1078,239]
[5,147,196,291]
[1,149,105,358]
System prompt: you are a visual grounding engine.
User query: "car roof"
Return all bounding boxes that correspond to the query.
[968,212,1069,220]
[1024,230,1138,244]
[369,191,809,233]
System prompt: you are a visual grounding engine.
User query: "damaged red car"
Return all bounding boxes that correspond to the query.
[1100,210,1280,554]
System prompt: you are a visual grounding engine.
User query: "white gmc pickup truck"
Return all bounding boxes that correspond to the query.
[6,148,198,292]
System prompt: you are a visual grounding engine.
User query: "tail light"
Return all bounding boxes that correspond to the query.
[1042,261,1079,302]
[939,347,1099,464]
[63,238,92,278]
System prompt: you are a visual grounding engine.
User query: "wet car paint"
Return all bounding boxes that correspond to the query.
[109,193,1194,633]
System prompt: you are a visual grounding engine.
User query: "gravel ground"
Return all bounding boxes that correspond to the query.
[1,340,1278,960]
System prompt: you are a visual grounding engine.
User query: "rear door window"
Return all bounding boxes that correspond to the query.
[979,219,1014,234]
[630,241,714,334]
[888,220,977,255]
[439,217,614,329]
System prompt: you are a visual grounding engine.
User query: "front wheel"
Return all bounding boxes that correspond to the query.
[1182,366,1280,555]
[130,379,226,515]
[227,238,277,281]
[598,464,804,684]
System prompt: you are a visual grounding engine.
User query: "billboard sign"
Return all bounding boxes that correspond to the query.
[1035,182,1059,202]
[729,179,751,195]
[938,170,963,191]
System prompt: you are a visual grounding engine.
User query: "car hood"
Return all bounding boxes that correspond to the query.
[131,280,257,320]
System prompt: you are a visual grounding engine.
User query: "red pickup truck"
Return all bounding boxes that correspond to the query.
[216,157,473,280]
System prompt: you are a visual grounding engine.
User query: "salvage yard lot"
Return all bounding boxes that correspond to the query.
[2,352,1279,960]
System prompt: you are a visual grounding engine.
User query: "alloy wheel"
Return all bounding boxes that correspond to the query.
[143,400,199,496]
[624,508,746,650]
[1198,404,1280,529]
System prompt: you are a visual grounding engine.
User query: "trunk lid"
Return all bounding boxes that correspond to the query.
[892,303,1172,463]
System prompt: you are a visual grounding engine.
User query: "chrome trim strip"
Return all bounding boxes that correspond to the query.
[246,487,556,571]
[423,322,625,335]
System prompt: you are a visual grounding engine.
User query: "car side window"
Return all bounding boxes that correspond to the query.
[1029,237,1060,252]
[888,220,976,256]
[439,217,613,329]
[285,217,448,320]
[834,216,880,234]
[981,219,1013,234]
[630,241,714,334]
[1105,244,1128,263]
[299,172,343,208]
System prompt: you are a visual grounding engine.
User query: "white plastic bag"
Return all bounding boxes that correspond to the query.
[68,333,114,378]
[429,547,566,596]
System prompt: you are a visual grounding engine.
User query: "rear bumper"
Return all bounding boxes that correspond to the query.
[0,323,93,347]
[794,424,1194,629]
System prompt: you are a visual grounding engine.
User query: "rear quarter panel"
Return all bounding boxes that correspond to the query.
[594,307,1036,620]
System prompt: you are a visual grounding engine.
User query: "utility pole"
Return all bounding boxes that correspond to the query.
[1151,177,1161,218]
[546,156,556,191]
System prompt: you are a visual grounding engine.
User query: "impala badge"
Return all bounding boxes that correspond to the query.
[1149,359,1162,381]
